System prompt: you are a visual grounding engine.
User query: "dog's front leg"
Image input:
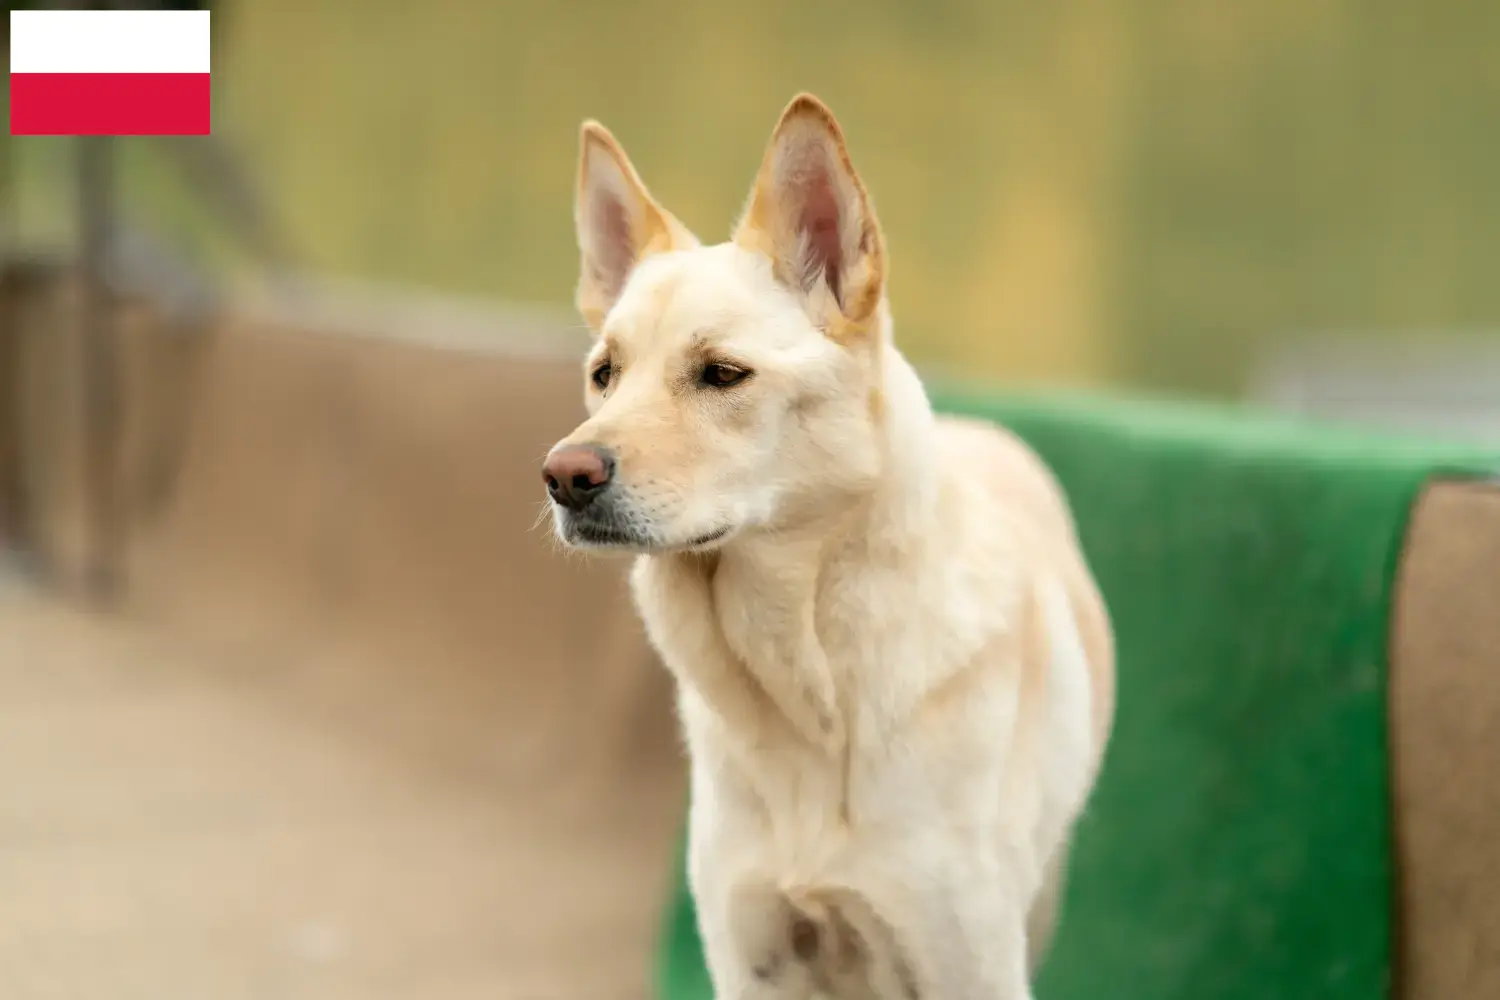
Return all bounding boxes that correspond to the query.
[704,874,1032,1000]
[701,880,913,1000]
[906,880,1035,1000]
[697,882,818,1000]
[632,554,843,753]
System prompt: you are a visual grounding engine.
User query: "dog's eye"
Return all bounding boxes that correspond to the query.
[700,363,749,388]
[591,361,613,391]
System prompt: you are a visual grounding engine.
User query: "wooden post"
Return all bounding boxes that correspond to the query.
[0,128,22,564]
[77,134,122,604]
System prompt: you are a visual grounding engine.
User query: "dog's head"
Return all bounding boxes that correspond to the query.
[544,94,890,554]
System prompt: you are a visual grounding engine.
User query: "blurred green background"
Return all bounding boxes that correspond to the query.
[9,0,1500,395]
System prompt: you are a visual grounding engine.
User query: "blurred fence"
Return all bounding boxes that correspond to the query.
[9,0,1500,395]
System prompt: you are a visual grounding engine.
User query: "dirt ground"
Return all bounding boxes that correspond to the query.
[0,587,683,1000]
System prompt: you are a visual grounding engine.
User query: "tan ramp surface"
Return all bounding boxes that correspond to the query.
[2,286,685,1000]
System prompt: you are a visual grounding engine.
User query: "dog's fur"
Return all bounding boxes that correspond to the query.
[545,94,1115,999]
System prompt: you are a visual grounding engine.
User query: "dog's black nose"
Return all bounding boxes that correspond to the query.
[542,443,615,511]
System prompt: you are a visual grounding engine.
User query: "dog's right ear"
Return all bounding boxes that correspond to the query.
[574,122,698,331]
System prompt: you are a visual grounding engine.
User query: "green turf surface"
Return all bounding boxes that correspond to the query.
[657,390,1495,1000]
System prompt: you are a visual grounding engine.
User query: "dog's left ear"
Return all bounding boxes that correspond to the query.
[734,94,887,340]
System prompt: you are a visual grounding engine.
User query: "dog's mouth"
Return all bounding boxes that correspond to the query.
[561,514,733,553]
[570,519,643,549]
[676,524,734,550]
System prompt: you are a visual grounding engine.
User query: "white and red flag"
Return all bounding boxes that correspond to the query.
[9,9,211,136]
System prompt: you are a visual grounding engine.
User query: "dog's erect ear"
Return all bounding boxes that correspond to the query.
[575,121,698,331]
[734,94,886,340]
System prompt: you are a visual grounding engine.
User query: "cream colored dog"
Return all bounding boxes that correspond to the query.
[543,93,1115,1000]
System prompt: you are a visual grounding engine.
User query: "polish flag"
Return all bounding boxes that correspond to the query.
[9,9,211,136]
